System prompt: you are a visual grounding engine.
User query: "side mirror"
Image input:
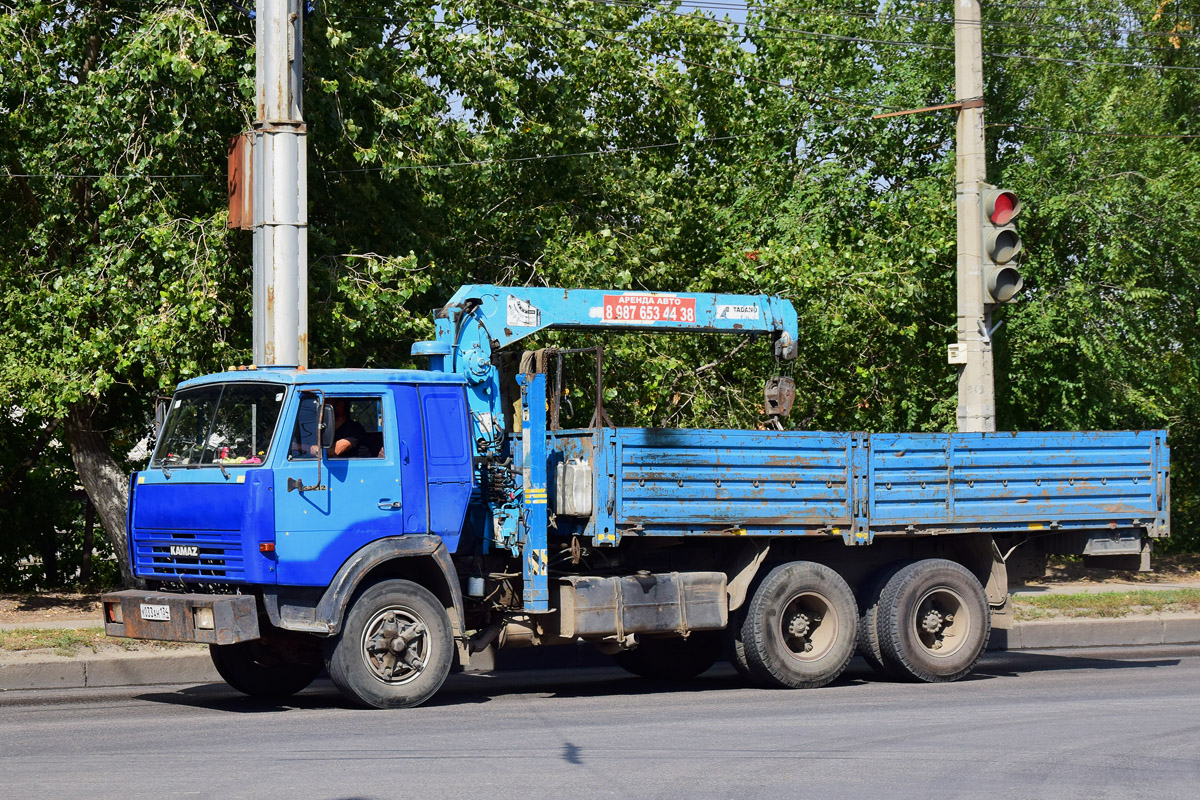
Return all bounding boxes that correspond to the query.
[320,403,336,450]
[153,396,170,438]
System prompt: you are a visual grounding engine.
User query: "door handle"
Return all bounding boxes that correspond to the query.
[378,499,402,510]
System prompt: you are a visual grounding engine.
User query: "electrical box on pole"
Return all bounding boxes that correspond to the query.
[980,186,1024,305]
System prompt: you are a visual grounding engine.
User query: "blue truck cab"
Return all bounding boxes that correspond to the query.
[103,286,1171,709]
[129,369,473,586]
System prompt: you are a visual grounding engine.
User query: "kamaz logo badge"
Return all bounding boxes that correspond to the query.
[169,545,200,558]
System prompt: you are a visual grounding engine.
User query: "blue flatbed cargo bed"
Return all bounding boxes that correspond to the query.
[551,429,1169,544]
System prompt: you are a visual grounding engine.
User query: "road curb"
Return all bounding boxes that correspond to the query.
[988,615,1200,651]
[0,650,218,692]
[3,616,1200,692]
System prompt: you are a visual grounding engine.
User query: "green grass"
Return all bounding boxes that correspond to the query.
[0,627,107,657]
[0,627,201,656]
[1014,589,1200,620]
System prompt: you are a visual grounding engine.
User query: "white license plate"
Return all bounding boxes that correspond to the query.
[140,603,171,622]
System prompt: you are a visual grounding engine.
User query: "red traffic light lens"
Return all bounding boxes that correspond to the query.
[990,191,1018,225]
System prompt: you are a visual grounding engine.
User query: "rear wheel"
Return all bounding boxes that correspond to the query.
[613,631,724,681]
[857,562,910,678]
[209,636,322,700]
[325,579,453,709]
[877,559,990,683]
[739,561,857,689]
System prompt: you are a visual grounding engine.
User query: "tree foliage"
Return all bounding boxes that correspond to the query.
[1,0,1198,588]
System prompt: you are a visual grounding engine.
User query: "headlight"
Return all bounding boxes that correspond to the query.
[194,606,215,630]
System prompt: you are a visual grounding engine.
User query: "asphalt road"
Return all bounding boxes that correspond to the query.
[3,647,1199,800]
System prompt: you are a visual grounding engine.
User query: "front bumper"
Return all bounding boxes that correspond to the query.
[101,590,261,645]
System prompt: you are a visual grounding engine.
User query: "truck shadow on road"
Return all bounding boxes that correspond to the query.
[973,648,1185,679]
[132,648,1191,713]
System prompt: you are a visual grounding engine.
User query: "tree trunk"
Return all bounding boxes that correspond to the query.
[63,402,134,587]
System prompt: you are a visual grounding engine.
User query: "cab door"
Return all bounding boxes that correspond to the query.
[273,387,403,586]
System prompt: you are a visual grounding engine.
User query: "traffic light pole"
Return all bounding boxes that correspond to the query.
[252,0,308,368]
[954,0,995,433]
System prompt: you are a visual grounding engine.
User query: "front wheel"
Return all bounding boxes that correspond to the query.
[325,579,453,709]
[739,561,858,689]
[877,559,991,683]
[209,636,322,700]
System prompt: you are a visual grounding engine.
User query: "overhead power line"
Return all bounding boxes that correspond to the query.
[989,122,1200,138]
[490,0,898,109]
[586,0,1200,38]
[358,10,1197,49]
[347,6,1200,69]
[6,118,1197,183]
[585,0,1200,50]
[3,172,212,180]
[15,115,1200,182]
[324,126,855,174]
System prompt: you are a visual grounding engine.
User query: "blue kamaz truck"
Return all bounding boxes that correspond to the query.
[102,285,1171,708]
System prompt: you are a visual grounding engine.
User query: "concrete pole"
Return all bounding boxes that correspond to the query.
[252,0,308,368]
[954,0,995,432]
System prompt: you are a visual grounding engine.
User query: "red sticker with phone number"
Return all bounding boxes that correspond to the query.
[603,294,696,323]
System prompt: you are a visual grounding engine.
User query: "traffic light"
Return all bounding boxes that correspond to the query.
[980,185,1023,304]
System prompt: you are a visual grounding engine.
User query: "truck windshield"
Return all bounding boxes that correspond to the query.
[151,383,285,468]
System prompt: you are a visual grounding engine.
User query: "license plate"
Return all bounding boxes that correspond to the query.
[140,603,171,622]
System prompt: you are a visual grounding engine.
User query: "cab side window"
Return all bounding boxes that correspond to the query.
[290,394,386,460]
[337,397,385,459]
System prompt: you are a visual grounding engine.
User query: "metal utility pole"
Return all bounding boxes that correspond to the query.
[252,0,308,368]
[953,0,994,432]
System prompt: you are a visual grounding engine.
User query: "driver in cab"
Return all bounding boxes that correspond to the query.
[324,398,366,458]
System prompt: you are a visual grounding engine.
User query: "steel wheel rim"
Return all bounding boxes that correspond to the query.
[779,591,838,663]
[912,587,971,659]
[361,605,429,686]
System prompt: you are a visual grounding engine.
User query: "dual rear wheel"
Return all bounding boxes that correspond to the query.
[726,557,989,689]
[859,559,991,683]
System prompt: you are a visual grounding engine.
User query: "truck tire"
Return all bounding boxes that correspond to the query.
[856,562,911,678]
[613,631,723,681]
[209,638,322,700]
[739,561,858,689]
[877,559,991,683]
[325,579,453,709]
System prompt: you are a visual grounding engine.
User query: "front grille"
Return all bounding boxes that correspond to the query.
[132,529,246,581]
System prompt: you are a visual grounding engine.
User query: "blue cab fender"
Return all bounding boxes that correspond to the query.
[269,536,465,641]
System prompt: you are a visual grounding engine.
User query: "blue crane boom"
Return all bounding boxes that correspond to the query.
[411,284,799,439]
